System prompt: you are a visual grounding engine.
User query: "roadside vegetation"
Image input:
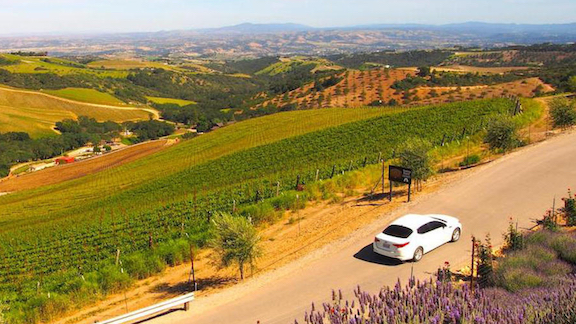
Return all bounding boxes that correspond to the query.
[299,190,576,324]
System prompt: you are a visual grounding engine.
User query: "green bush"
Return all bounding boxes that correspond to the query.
[550,235,576,265]
[497,267,544,292]
[123,252,165,279]
[156,239,190,267]
[459,154,481,167]
[95,264,132,294]
[484,116,518,152]
[549,97,576,128]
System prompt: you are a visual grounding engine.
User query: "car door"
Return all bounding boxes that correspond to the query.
[416,222,434,252]
[426,221,449,250]
[417,221,447,252]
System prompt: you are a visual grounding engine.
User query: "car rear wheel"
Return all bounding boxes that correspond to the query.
[412,247,424,262]
[451,228,461,242]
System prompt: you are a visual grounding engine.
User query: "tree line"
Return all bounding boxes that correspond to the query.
[0,117,174,177]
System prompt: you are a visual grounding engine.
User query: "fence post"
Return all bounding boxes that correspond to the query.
[381,160,385,194]
[315,169,319,182]
[276,181,280,196]
[330,165,336,178]
[471,236,476,293]
[115,249,121,266]
[295,175,300,190]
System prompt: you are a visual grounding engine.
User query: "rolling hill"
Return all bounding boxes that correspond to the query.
[0,98,526,323]
[0,86,155,137]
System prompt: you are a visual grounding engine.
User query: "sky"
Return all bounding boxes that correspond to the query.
[0,0,575,35]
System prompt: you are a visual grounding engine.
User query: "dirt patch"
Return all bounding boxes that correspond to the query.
[431,65,530,74]
[256,69,553,110]
[0,140,170,193]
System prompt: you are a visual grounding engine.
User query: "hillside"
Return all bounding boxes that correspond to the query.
[0,98,522,322]
[0,86,153,137]
[257,68,553,110]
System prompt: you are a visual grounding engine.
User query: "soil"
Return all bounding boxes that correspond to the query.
[0,140,172,193]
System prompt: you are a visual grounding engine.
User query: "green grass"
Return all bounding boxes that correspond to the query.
[0,54,128,78]
[0,86,151,137]
[145,96,197,106]
[43,88,126,106]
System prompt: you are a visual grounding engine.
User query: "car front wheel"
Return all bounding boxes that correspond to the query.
[412,247,424,262]
[451,228,461,242]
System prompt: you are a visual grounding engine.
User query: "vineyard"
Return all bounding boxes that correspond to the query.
[0,98,522,321]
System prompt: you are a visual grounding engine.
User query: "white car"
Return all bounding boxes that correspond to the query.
[373,214,462,262]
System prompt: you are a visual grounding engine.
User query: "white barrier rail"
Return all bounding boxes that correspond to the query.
[97,292,194,324]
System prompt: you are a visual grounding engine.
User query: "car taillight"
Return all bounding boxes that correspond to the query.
[374,237,380,243]
[393,242,410,248]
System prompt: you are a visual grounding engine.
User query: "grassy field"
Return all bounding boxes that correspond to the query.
[43,88,126,106]
[0,87,152,137]
[0,54,128,78]
[146,96,197,106]
[87,59,192,74]
[255,57,340,76]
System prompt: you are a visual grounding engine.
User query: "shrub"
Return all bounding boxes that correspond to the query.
[497,267,544,292]
[459,154,480,167]
[562,189,576,226]
[209,213,261,280]
[475,235,494,287]
[398,137,434,183]
[484,116,518,152]
[550,234,576,265]
[156,239,190,267]
[504,221,524,251]
[549,97,576,128]
[95,264,132,294]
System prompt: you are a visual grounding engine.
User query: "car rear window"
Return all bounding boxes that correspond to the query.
[383,225,413,238]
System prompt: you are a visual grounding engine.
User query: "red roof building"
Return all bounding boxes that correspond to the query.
[55,156,75,164]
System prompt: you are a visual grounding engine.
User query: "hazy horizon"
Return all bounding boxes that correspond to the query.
[1,0,576,36]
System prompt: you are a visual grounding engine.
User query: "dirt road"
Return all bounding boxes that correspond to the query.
[153,130,576,324]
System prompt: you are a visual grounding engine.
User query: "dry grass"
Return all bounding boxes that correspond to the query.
[0,87,152,137]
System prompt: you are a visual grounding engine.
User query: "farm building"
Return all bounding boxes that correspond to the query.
[54,156,75,165]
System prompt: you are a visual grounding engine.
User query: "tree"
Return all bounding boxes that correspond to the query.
[484,116,518,152]
[549,97,576,128]
[569,76,576,93]
[417,66,431,78]
[398,138,434,188]
[209,213,261,280]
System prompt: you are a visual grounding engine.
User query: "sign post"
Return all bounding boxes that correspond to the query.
[388,165,413,202]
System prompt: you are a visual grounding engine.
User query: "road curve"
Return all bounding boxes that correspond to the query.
[161,131,576,324]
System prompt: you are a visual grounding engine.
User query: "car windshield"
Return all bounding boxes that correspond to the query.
[382,225,413,238]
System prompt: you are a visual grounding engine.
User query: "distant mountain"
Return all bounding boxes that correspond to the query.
[438,22,576,35]
[200,23,315,34]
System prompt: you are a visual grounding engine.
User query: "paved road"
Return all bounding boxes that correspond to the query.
[163,131,576,324]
